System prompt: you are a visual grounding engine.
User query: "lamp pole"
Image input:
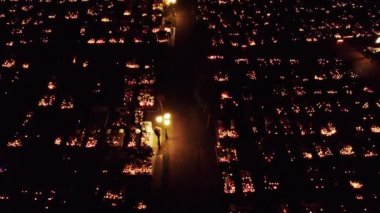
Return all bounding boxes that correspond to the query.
[163,113,171,140]
[155,113,171,141]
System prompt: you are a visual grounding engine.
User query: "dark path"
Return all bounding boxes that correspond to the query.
[153,0,221,212]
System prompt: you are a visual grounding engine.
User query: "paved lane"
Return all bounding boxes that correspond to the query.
[163,104,220,212]
[152,0,222,212]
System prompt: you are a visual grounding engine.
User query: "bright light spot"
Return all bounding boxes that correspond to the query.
[164,113,171,120]
[165,0,176,5]
[164,120,171,126]
[350,180,363,189]
[47,81,56,90]
[376,37,380,44]
[156,116,163,123]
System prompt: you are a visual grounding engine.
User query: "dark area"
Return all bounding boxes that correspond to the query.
[1,0,380,212]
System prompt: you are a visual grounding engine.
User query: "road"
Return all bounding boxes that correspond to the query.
[151,0,222,212]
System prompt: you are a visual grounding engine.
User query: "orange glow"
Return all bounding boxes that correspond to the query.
[350,180,363,189]
[47,81,56,90]
[370,125,380,133]
[22,63,30,69]
[320,122,337,136]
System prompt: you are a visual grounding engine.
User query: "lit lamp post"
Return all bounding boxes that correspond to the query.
[163,113,171,140]
[164,0,176,6]
[155,113,171,141]
[163,0,176,21]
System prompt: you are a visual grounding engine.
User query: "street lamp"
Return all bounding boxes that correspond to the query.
[164,0,176,5]
[155,116,163,123]
[164,113,171,120]
[163,119,171,126]
[155,112,171,140]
